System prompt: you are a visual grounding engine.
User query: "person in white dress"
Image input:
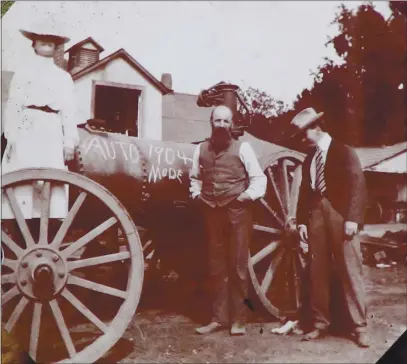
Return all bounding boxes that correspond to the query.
[2,24,79,228]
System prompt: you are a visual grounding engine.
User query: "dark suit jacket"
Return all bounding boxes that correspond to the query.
[297,139,368,227]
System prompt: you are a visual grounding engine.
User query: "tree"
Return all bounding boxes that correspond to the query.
[237,87,287,118]
[1,1,14,17]
[330,2,406,146]
[389,1,407,19]
[235,87,289,142]
[284,2,407,147]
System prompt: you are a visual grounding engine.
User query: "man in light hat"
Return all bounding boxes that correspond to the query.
[189,105,267,336]
[291,108,370,347]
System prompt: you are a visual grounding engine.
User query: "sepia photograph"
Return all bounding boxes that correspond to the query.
[1,1,406,363]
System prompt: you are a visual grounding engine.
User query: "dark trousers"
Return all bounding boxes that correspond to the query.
[308,196,367,333]
[201,199,252,326]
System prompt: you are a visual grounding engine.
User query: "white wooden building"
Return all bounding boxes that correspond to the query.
[67,38,172,140]
[2,37,173,141]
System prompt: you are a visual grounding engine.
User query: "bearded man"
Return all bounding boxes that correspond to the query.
[189,105,267,336]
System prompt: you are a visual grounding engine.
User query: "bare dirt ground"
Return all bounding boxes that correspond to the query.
[97,263,406,364]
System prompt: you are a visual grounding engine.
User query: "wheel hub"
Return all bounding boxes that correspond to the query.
[17,247,68,300]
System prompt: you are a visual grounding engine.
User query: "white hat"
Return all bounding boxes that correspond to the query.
[19,21,70,44]
[291,108,324,136]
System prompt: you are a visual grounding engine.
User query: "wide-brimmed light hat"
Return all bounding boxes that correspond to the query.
[290,107,324,137]
[19,21,70,44]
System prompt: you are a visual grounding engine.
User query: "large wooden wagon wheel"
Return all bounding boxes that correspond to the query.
[1,168,144,363]
[249,151,306,319]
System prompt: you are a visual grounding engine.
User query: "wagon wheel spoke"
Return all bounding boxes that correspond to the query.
[5,188,35,248]
[2,273,16,285]
[278,159,291,216]
[288,165,302,220]
[61,217,117,258]
[68,275,127,299]
[260,248,286,292]
[249,153,305,319]
[2,258,17,271]
[267,167,287,220]
[143,238,154,253]
[251,240,282,266]
[39,181,51,245]
[2,286,20,306]
[2,168,144,363]
[51,192,87,249]
[68,251,131,271]
[252,224,282,235]
[29,302,42,362]
[260,198,284,227]
[62,289,108,333]
[49,299,77,358]
[1,230,24,257]
[4,296,29,332]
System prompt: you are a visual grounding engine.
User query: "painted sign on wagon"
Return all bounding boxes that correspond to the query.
[82,136,195,184]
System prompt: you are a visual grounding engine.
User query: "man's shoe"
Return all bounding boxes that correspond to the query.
[292,325,304,336]
[195,322,222,335]
[271,320,299,335]
[353,332,371,348]
[301,328,327,341]
[230,322,246,336]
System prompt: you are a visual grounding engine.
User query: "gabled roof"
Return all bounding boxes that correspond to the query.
[365,153,406,174]
[71,48,173,95]
[355,142,407,170]
[65,37,105,53]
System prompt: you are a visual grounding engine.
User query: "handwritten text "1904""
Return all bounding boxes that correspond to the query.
[82,137,194,184]
[148,144,193,183]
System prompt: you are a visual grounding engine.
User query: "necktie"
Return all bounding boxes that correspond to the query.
[315,147,326,194]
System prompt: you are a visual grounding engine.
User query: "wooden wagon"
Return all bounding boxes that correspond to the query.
[1,83,306,363]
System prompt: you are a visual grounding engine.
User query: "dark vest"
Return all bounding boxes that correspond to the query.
[199,139,249,208]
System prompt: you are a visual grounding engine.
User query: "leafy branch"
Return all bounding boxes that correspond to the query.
[1,1,14,18]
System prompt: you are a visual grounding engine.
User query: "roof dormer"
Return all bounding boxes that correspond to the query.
[65,37,104,74]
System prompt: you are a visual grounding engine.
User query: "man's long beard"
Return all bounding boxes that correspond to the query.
[211,127,232,150]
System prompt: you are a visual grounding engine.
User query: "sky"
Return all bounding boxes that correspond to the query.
[1,1,392,107]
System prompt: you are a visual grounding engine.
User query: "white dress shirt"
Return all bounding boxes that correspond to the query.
[189,141,267,201]
[310,133,332,190]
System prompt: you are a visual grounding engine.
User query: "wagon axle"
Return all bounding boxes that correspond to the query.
[17,247,68,301]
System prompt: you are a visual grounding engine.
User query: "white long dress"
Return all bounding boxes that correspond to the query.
[2,54,79,219]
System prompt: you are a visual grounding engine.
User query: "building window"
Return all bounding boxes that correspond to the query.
[94,84,141,137]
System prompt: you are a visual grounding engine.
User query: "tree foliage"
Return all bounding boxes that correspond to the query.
[236,87,289,142]
[268,1,407,149]
[237,87,287,118]
[1,1,14,18]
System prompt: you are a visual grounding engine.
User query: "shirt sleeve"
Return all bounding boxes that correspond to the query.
[60,74,80,149]
[239,142,267,200]
[189,144,202,198]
